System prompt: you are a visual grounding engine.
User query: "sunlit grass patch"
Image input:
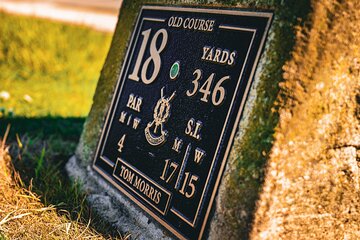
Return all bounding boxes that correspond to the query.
[0,11,112,117]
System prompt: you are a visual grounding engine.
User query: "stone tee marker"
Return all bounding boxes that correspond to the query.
[93,6,271,240]
[67,1,311,239]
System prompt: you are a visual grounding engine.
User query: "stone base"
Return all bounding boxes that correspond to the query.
[69,1,312,239]
[66,156,174,240]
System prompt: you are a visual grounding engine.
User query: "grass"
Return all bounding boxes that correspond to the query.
[5,126,126,238]
[0,12,124,239]
[0,11,112,117]
[0,127,127,239]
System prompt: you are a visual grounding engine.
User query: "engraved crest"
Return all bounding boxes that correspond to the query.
[145,87,176,146]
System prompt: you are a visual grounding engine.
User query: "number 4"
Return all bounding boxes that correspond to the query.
[199,73,215,102]
[117,134,126,153]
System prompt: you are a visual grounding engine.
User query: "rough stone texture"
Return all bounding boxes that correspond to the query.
[66,156,173,239]
[208,1,311,239]
[68,0,312,239]
[251,1,360,239]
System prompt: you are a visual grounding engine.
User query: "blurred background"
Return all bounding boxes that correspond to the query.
[0,2,127,238]
[0,0,122,118]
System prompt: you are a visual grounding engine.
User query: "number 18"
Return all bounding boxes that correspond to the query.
[129,28,168,84]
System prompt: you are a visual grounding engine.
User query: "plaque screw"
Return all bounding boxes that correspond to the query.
[170,61,180,80]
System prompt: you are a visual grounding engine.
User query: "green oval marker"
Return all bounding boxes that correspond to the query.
[170,61,180,80]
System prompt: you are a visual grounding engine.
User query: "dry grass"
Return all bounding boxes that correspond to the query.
[0,126,126,240]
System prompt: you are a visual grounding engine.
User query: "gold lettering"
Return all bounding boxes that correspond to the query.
[174,17,183,27]
[133,176,162,204]
[213,49,221,62]
[208,20,215,31]
[228,51,236,65]
[139,180,145,192]
[194,148,206,164]
[201,46,236,66]
[198,19,205,31]
[126,94,134,108]
[205,48,213,61]
[202,46,210,60]
[127,170,134,183]
[193,121,202,140]
[185,118,195,135]
[135,97,142,112]
[132,118,141,130]
[169,16,215,32]
[153,189,159,202]
[117,134,126,153]
[220,50,230,64]
[204,20,210,31]
[183,18,189,29]
[155,192,161,204]
[130,99,136,109]
[148,187,155,200]
[119,111,127,123]
[127,114,132,125]
[126,93,143,112]
[119,165,126,177]
[172,137,183,153]
[133,175,141,188]
[185,118,202,140]
[143,183,150,196]
[122,167,134,184]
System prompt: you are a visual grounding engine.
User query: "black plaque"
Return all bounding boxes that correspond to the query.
[93,6,272,240]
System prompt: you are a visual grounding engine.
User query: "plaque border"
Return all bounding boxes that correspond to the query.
[93,5,273,240]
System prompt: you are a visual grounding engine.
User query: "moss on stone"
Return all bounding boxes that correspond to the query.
[76,0,143,165]
[251,0,360,239]
[209,1,311,239]
[76,0,312,238]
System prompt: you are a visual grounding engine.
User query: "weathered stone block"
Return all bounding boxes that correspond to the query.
[67,0,311,239]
